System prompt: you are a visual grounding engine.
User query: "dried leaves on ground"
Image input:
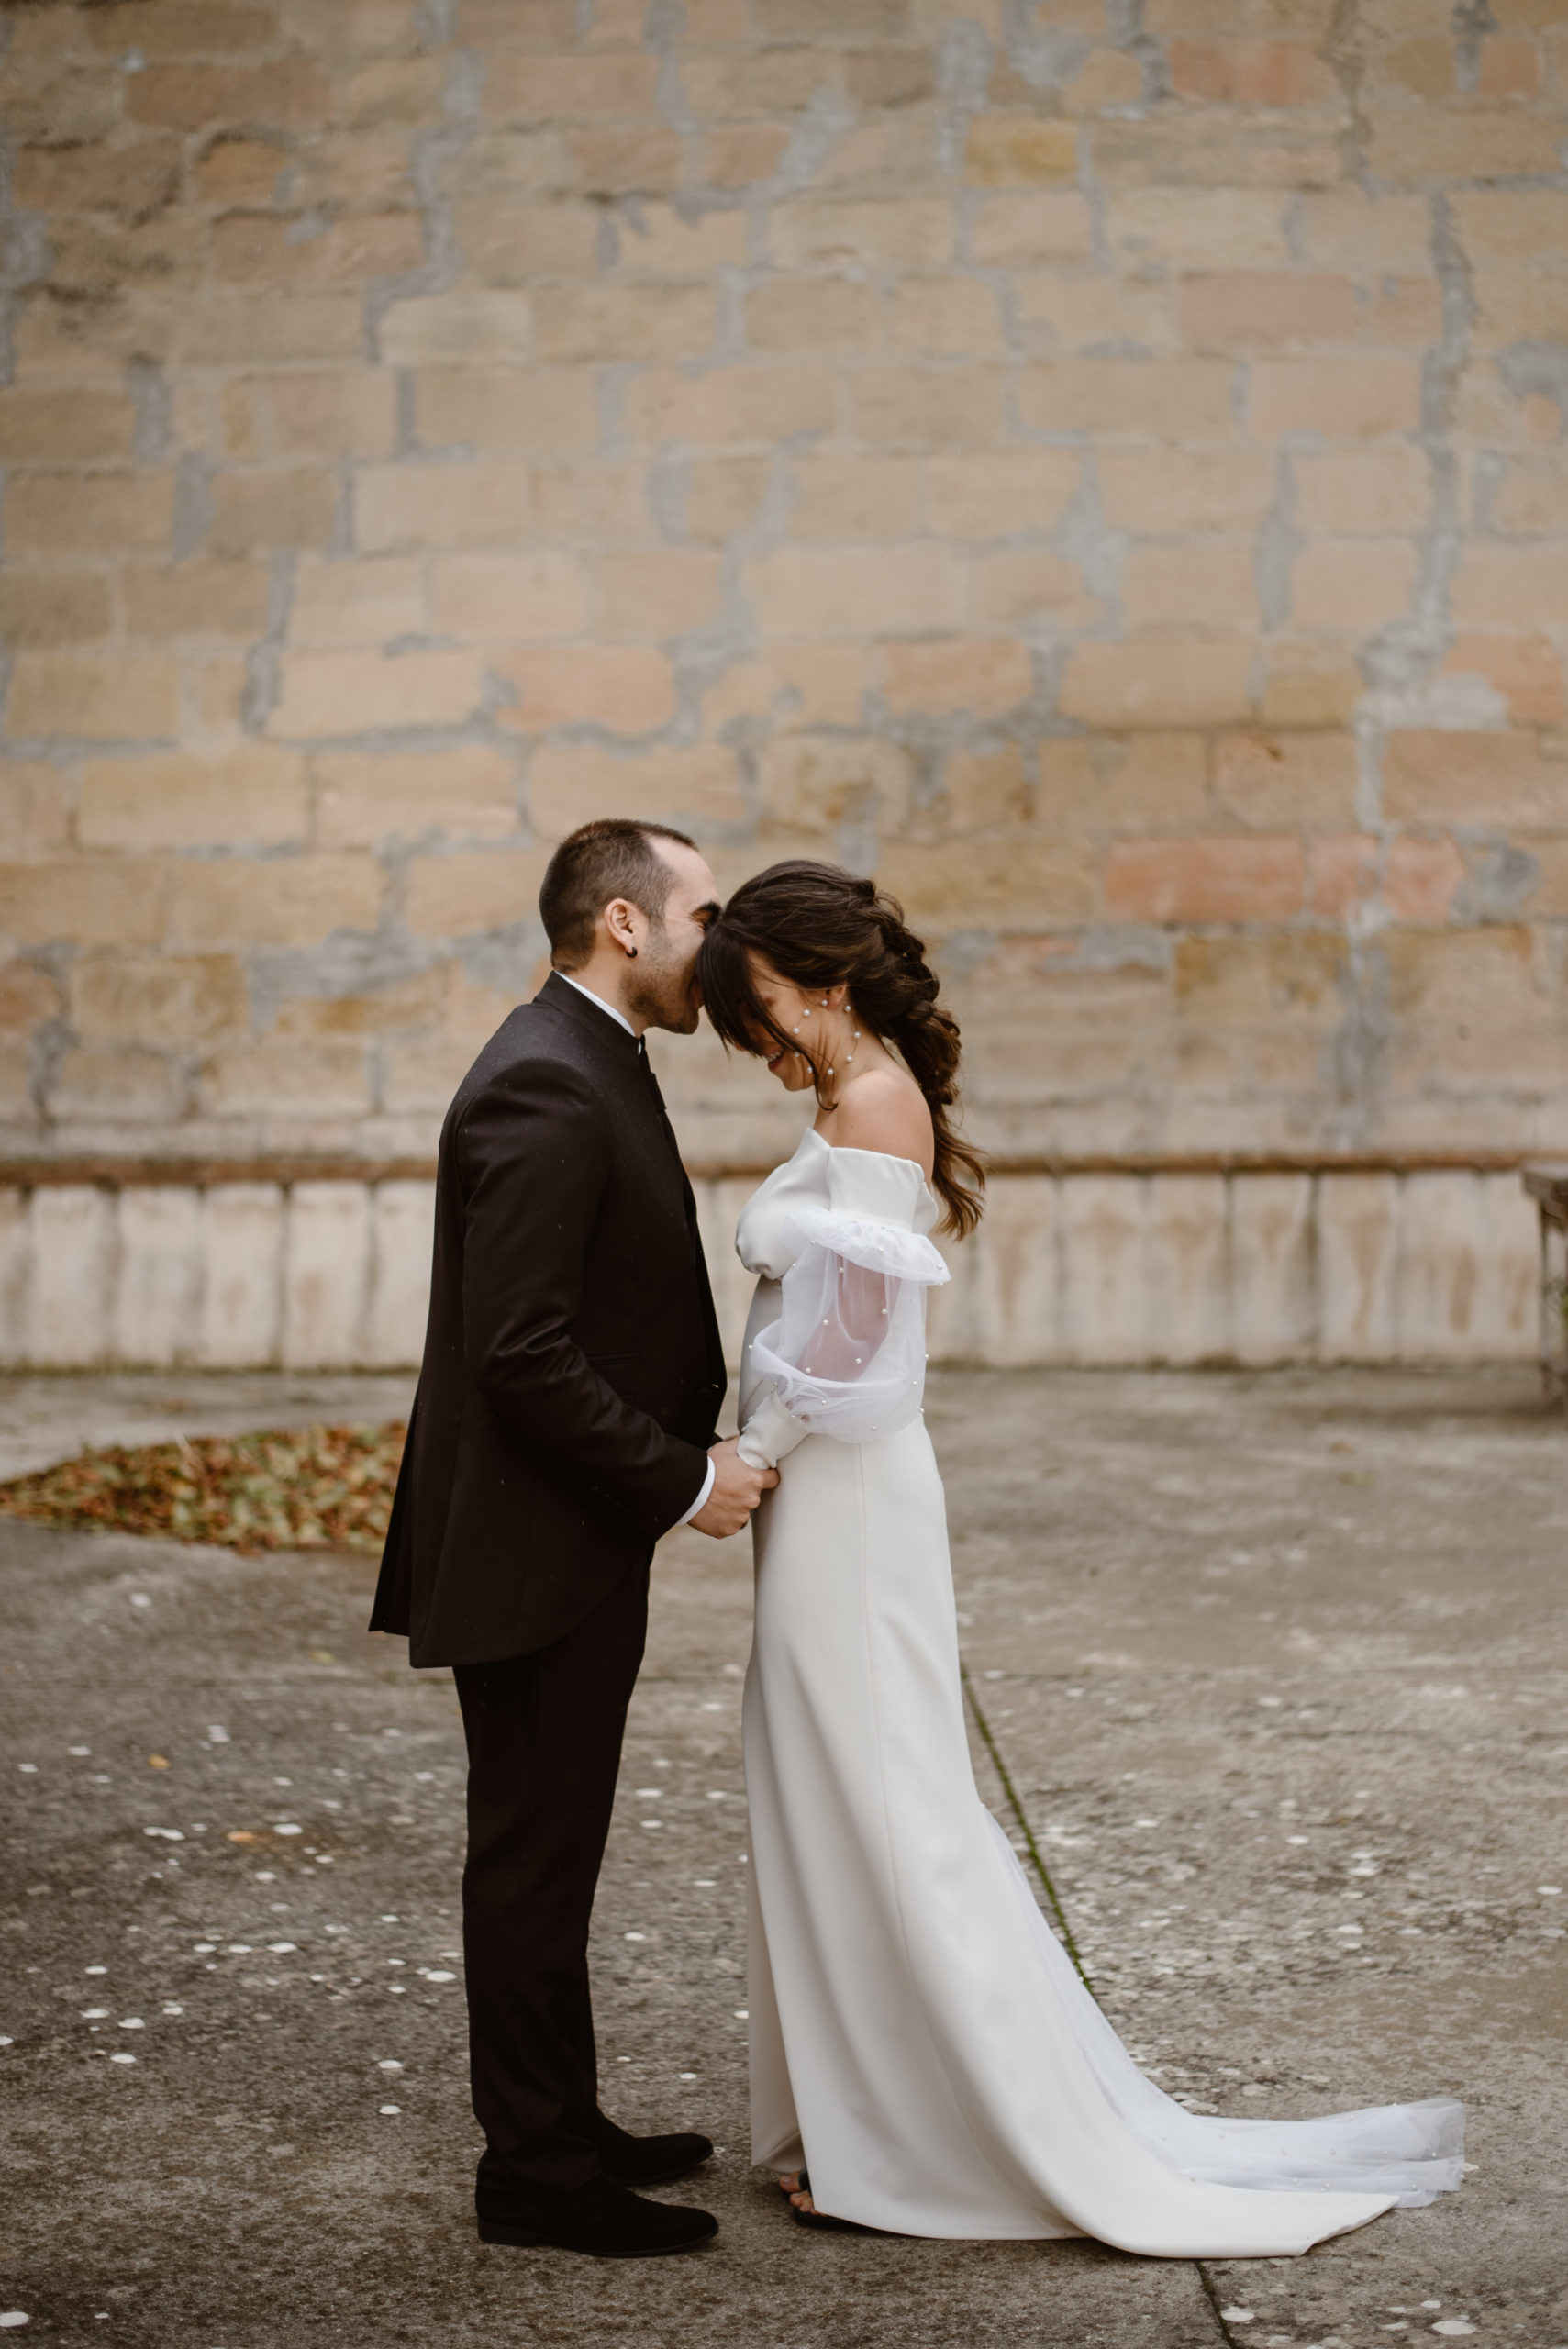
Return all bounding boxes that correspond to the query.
[0,1423,406,1553]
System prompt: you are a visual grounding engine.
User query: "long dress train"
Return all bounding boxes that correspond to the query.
[733,1130,1463,2254]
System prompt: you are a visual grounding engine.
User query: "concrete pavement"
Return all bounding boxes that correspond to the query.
[1,1366,1564,2347]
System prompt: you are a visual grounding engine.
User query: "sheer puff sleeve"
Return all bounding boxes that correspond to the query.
[738,1149,949,1470]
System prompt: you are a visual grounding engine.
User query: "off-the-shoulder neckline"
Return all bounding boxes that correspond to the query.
[797,1126,935,1191]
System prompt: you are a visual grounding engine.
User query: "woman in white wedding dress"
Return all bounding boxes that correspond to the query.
[695,861,1463,2255]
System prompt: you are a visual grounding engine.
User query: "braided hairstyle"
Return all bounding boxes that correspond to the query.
[697,859,985,1239]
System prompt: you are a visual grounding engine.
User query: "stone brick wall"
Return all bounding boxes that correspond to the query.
[0,0,1563,1365]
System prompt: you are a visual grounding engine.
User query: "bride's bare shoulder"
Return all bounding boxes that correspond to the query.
[828,1066,933,1174]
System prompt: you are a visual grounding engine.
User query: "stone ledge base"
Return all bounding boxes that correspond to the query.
[0,1168,1539,1373]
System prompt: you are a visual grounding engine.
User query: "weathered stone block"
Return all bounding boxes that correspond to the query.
[623,364,837,448]
[1122,542,1258,630]
[170,857,383,947]
[5,471,174,558]
[0,572,115,651]
[1212,730,1360,830]
[928,1175,1063,1367]
[495,647,676,734]
[50,1047,183,1125]
[8,652,179,741]
[877,838,1098,929]
[0,389,138,463]
[1451,542,1568,629]
[597,551,725,639]
[0,861,167,949]
[1249,356,1422,437]
[0,764,70,861]
[124,564,273,640]
[428,551,592,639]
[1174,933,1345,1030]
[746,544,967,635]
[198,1185,284,1366]
[757,734,912,839]
[1058,641,1254,729]
[79,747,309,849]
[746,277,884,352]
[283,1182,372,1369]
[1383,730,1568,826]
[71,953,248,1043]
[288,556,425,650]
[1146,1174,1230,1364]
[355,461,533,552]
[1229,1174,1317,1364]
[534,284,717,364]
[1317,1173,1400,1361]
[1060,1174,1148,1364]
[364,1180,437,1365]
[268,650,485,737]
[923,451,1079,539]
[22,1188,116,1368]
[1291,540,1420,630]
[316,747,519,845]
[1018,360,1235,438]
[530,743,744,841]
[880,638,1032,716]
[415,368,600,455]
[114,1186,205,1367]
[1034,734,1209,836]
[404,847,554,936]
[1395,1172,1537,1361]
[963,117,1080,186]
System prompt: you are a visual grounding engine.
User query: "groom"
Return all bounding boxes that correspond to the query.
[372,818,774,2258]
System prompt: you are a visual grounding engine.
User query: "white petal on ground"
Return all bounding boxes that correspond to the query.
[427,1971,456,1982]
[624,1932,647,1943]
[108,2054,136,2065]
[272,1823,303,1836]
[1220,2314,1255,2326]
[267,1943,297,1954]
[117,2019,144,2030]
[0,2315,29,2330]
[1431,2325,1476,2338]
[379,2104,401,2115]
[377,2061,403,2072]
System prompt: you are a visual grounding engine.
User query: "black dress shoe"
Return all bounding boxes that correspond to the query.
[595,2114,715,2188]
[476,2175,717,2260]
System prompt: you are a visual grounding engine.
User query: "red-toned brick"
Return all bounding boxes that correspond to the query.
[1106,838,1305,925]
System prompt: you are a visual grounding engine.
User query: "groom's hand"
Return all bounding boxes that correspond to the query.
[691,1435,778,1538]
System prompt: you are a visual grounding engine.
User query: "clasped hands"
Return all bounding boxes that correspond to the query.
[691,1434,778,1538]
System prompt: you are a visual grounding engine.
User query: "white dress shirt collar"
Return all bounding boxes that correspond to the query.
[558,972,639,1041]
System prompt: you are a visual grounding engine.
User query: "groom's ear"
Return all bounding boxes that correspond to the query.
[601,895,643,954]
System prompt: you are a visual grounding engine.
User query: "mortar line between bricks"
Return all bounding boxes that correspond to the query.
[959,1663,1242,2349]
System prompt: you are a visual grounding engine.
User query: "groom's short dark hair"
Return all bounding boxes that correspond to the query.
[540,818,698,970]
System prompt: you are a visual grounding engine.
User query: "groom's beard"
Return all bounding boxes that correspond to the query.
[624,925,702,1035]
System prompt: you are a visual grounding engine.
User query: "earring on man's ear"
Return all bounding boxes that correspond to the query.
[626,945,638,957]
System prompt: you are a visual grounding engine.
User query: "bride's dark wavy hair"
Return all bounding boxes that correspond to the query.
[697,859,985,1240]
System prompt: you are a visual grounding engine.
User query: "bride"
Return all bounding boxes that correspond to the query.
[695,859,1463,2254]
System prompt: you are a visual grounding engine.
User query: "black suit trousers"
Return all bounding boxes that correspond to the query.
[454,1558,651,2199]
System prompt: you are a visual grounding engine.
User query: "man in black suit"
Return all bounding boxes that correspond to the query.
[372,818,773,2260]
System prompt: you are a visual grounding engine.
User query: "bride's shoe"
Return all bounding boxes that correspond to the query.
[779,2169,878,2235]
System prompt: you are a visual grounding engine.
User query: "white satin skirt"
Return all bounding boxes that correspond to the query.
[741,1415,1464,2253]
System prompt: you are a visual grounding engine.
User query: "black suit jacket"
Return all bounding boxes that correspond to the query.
[370,973,727,1665]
